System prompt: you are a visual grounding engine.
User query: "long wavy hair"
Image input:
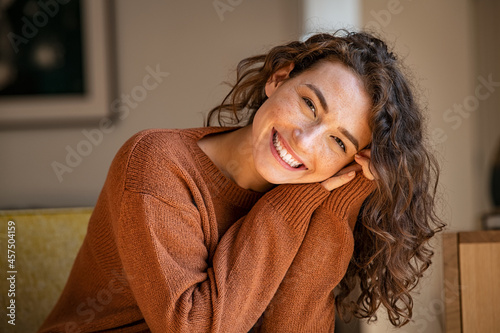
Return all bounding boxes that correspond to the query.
[205,30,444,327]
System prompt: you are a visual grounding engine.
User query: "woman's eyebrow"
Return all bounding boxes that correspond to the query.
[303,83,359,151]
[304,83,329,114]
[338,126,359,151]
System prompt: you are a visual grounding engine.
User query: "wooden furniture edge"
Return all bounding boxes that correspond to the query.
[442,233,462,333]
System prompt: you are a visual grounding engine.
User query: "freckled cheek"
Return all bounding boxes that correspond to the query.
[267,97,300,119]
[313,150,348,177]
[316,157,340,177]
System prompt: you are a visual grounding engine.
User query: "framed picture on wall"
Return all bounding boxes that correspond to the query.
[0,0,114,127]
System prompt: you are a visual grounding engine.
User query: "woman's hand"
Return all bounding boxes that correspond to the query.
[354,149,377,180]
[320,163,360,191]
[320,149,376,191]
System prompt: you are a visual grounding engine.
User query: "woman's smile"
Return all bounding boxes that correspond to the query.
[270,128,308,171]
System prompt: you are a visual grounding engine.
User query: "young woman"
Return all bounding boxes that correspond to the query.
[39,30,443,332]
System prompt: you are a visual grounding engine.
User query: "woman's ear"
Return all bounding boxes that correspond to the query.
[265,63,294,97]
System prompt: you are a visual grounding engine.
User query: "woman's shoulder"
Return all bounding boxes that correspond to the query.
[110,128,184,169]
[115,127,200,171]
[123,127,238,154]
[108,126,239,194]
[124,128,186,154]
[119,127,237,163]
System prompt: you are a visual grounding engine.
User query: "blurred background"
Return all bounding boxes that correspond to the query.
[1,0,499,332]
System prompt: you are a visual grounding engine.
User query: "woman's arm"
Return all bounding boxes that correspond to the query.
[115,175,331,332]
[251,174,376,332]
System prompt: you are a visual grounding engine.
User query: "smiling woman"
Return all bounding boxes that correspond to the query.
[204,30,445,328]
[39,30,444,333]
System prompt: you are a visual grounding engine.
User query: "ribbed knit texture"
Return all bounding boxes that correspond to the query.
[38,127,375,333]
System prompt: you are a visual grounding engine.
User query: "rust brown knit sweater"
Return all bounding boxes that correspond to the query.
[39,126,375,333]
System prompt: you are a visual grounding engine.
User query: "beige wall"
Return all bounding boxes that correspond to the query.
[0,0,300,209]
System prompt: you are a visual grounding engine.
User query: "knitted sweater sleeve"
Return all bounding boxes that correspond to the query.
[113,134,331,332]
[251,173,376,332]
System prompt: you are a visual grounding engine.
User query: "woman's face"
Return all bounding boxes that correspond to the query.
[251,60,372,185]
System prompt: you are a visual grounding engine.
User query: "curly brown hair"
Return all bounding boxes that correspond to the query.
[205,30,445,327]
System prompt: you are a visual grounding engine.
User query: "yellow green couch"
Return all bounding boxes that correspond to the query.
[0,208,92,333]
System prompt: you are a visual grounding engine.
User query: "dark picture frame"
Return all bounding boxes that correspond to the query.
[0,0,114,126]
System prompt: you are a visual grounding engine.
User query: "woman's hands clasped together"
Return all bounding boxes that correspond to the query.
[321,149,376,191]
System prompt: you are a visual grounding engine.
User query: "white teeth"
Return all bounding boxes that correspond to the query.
[273,132,303,168]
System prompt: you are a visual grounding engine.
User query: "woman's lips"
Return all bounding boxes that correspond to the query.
[270,128,307,171]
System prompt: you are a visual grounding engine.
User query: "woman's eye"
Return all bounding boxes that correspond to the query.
[303,97,316,115]
[332,136,346,152]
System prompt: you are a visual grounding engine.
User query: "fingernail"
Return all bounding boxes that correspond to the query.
[348,171,355,177]
[355,154,361,159]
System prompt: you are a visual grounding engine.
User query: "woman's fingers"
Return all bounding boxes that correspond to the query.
[320,170,357,191]
[320,151,377,192]
[334,163,361,176]
[320,163,361,191]
[354,150,376,180]
[358,149,371,159]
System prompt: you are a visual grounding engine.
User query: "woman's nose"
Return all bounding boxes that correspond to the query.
[292,126,323,152]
